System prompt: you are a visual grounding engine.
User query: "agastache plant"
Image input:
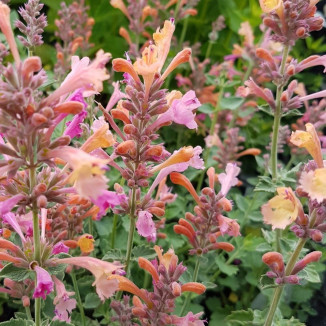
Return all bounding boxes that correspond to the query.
[106,19,204,277]
[249,0,326,325]
[0,2,125,325]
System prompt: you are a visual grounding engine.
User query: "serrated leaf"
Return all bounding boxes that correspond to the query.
[256,243,272,252]
[259,274,278,290]
[282,109,303,117]
[0,263,32,282]
[258,104,273,116]
[131,245,156,261]
[254,176,285,193]
[102,249,124,262]
[225,309,254,325]
[220,97,245,110]
[84,293,101,309]
[299,265,321,283]
[0,319,34,326]
[215,256,238,276]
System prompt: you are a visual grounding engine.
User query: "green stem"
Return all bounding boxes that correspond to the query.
[88,216,93,236]
[205,42,213,60]
[179,17,189,48]
[196,87,225,192]
[34,298,41,326]
[269,44,290,254]
[25,305,32,320]
[111,214,118,248]
[270,45,290,182]
[174,0,182,20]
[180,257,200,316]
[264,237,306,326]
[71,269,86,326]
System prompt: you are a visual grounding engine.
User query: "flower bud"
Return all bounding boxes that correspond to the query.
[285,275,300,284]
[31,113,47,126]
[262,252,284,274]
[292,251,322,274]
[22,295,30,307]
[181,282,206,295]
[49,135,71,149]
[171,282,181,297]
[296,27,306,38]
[123,124,137,134]
[116,140,136,156]
[37,195,47,208]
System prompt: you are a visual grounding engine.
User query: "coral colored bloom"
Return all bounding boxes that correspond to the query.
[52,242,69,255]
[262,187,303,229]
[77,234,95,254]
[81,124,115,153]
[218,163,240,196]
[33,266,54,300]
[110,0,131,20]
[299,168,326,203]
[2,212,26,243]
[57,257,122,301]
[136,211,156,242]
[154,245,178,271]
[290,123,323,168]
[53,276,76,323]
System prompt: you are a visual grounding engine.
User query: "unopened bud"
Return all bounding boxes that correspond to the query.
[123,124,137,134]
[309,229,323,242]
[171,282,181,297]
[285,275,300,284]
[296,27,306,37]
[262,252,284,274]
[49,135,71,148]
[292,251,322,274]
[116,140,136,156]
[147,207,165,217]
[37,195,47,208]
[22,295,30,307]
[34,183,47,195]
[31,113,47,126]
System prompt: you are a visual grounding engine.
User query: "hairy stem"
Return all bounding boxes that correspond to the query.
[71,269,86,326]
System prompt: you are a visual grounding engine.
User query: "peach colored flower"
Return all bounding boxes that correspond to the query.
[290,123,324,168]
[299,168,326,203]
[262,187,303,229]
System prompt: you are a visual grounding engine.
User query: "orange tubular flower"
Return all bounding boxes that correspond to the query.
[213,242,235,252]
[290,123,324,168]
[119,27,132,45]
[81,124,115,153]
[170,172,201,206]
[181,282,206,295]
[112,58,141,84]
[77,234,95,254]
[236,148,261,159]
[108,274,152,308]
[154,245,178,271]
[150,146,194,173]
[110,0,131,20]
[138,257,159,282]
[111,108,131,124]
[207,167,217,189]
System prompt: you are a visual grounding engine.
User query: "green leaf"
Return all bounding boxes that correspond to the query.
[102,249,124,262]
[84,293,101,309]
[131,245,156,261]
[198,103,215,114]
[0,263,32,282]
[300,265,321,283]
[215,256,238,276]
[254,175,284,193]
[202,281,217,289]
[0,319,34,326]
[220,97,245,111]
[225,309,254,325]
[48,320,75,326]
[282,109,303,117]
[258,104,273,116]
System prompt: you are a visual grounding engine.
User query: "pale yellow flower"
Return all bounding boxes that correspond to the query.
[299,168,326,203]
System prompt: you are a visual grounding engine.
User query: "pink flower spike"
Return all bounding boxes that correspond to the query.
[57,257,123,301]
[136,211,156,242]
[53,276,76,323]
[33,266,54,300]
[218,163,240,196]
[52,242,69,255]
[2,212,26,243]
[0,3,20,65]
[0,194,25,216]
